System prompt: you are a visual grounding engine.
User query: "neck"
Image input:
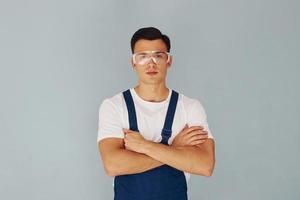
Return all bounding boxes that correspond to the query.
[134,83,169,102]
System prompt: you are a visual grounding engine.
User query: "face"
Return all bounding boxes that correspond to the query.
[131,39,172,85]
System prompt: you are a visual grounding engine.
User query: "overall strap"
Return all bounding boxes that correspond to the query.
[161,90,179,145]
[122,89,139,132]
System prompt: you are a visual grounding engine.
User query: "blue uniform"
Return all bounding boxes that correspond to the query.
[114,89,188,200]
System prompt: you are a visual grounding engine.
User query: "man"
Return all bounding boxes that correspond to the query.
[97,27,215,200]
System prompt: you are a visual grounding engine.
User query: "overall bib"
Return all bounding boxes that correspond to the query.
[114,89,188,200]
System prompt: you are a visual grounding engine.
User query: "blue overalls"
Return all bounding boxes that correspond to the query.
[114,89,188,200]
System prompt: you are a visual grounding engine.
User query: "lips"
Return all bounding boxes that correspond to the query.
[146,72,158,75]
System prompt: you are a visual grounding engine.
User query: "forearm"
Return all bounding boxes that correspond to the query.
[143,140,214,176]
[103,147,163,176]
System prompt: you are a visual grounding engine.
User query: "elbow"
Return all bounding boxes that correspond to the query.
[104,167,119,177]
[202,167,214,177]
[103,162,121,177]
[104,167,116,177]
[193,139,216,177]
[100,153,122,177]
[204,158,215,177]
[194,158,215,177]
[102,160,120,177]
[194,167,214,177]
[106,170,117,177]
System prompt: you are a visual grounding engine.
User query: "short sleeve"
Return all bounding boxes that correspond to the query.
[187,99,214,139]
[97,99,124,142]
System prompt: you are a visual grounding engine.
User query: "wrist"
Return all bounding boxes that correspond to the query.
[142,140,155,155]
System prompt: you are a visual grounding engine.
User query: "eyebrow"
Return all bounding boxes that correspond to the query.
[136,51,165,54]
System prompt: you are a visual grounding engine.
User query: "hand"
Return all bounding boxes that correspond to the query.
[171,124,208,147]
[122,128,150,154]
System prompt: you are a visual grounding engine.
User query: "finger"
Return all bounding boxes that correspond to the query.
[184,126,204,135]
[191,133,208,140]
[181,127,194,135]
[190,139,207,145]
[187,138,207,144]
[175,125,187,137]
[179,124,189,133]
[124,134,129,140]
[186,134,207,143]
[123,128,129,133]
[189,126,204,131]
[123,128,139,135]
[126,132,136,139]
[187,130,208,138]
[124,133,133,140]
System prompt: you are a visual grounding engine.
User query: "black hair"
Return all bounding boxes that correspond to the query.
[130,27,171,53]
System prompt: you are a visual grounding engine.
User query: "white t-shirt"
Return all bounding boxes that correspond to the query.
[97,87,214,184]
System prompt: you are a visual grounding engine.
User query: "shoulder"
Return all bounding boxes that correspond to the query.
[176,91,209,121]
[99,90,125,113]
[177,91,205,111]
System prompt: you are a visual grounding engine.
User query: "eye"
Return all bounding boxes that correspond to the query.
[154,53,164,58]
[136,54,147,59]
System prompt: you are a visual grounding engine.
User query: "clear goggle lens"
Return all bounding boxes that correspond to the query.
[133,51,170,65]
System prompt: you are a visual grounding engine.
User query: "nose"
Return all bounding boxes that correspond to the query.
[147,60,157,70]
[148,56,156,65]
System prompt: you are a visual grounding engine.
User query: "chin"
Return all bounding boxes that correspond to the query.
[139,75,165,83]
[143,79,164,85]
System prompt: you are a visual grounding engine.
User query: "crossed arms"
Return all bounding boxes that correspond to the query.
[98,125,215,177]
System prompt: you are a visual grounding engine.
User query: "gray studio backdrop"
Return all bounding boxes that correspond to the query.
[0,0,299,199]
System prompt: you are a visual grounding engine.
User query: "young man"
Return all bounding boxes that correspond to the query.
[97,27,215,200]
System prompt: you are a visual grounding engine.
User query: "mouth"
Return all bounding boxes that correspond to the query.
[146,72,158,76]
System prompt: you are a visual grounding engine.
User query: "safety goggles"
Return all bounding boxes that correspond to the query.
[132,51,171,65]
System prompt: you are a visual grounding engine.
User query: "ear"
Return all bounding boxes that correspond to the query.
[166,55,173,68]
[131,58,136,70]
